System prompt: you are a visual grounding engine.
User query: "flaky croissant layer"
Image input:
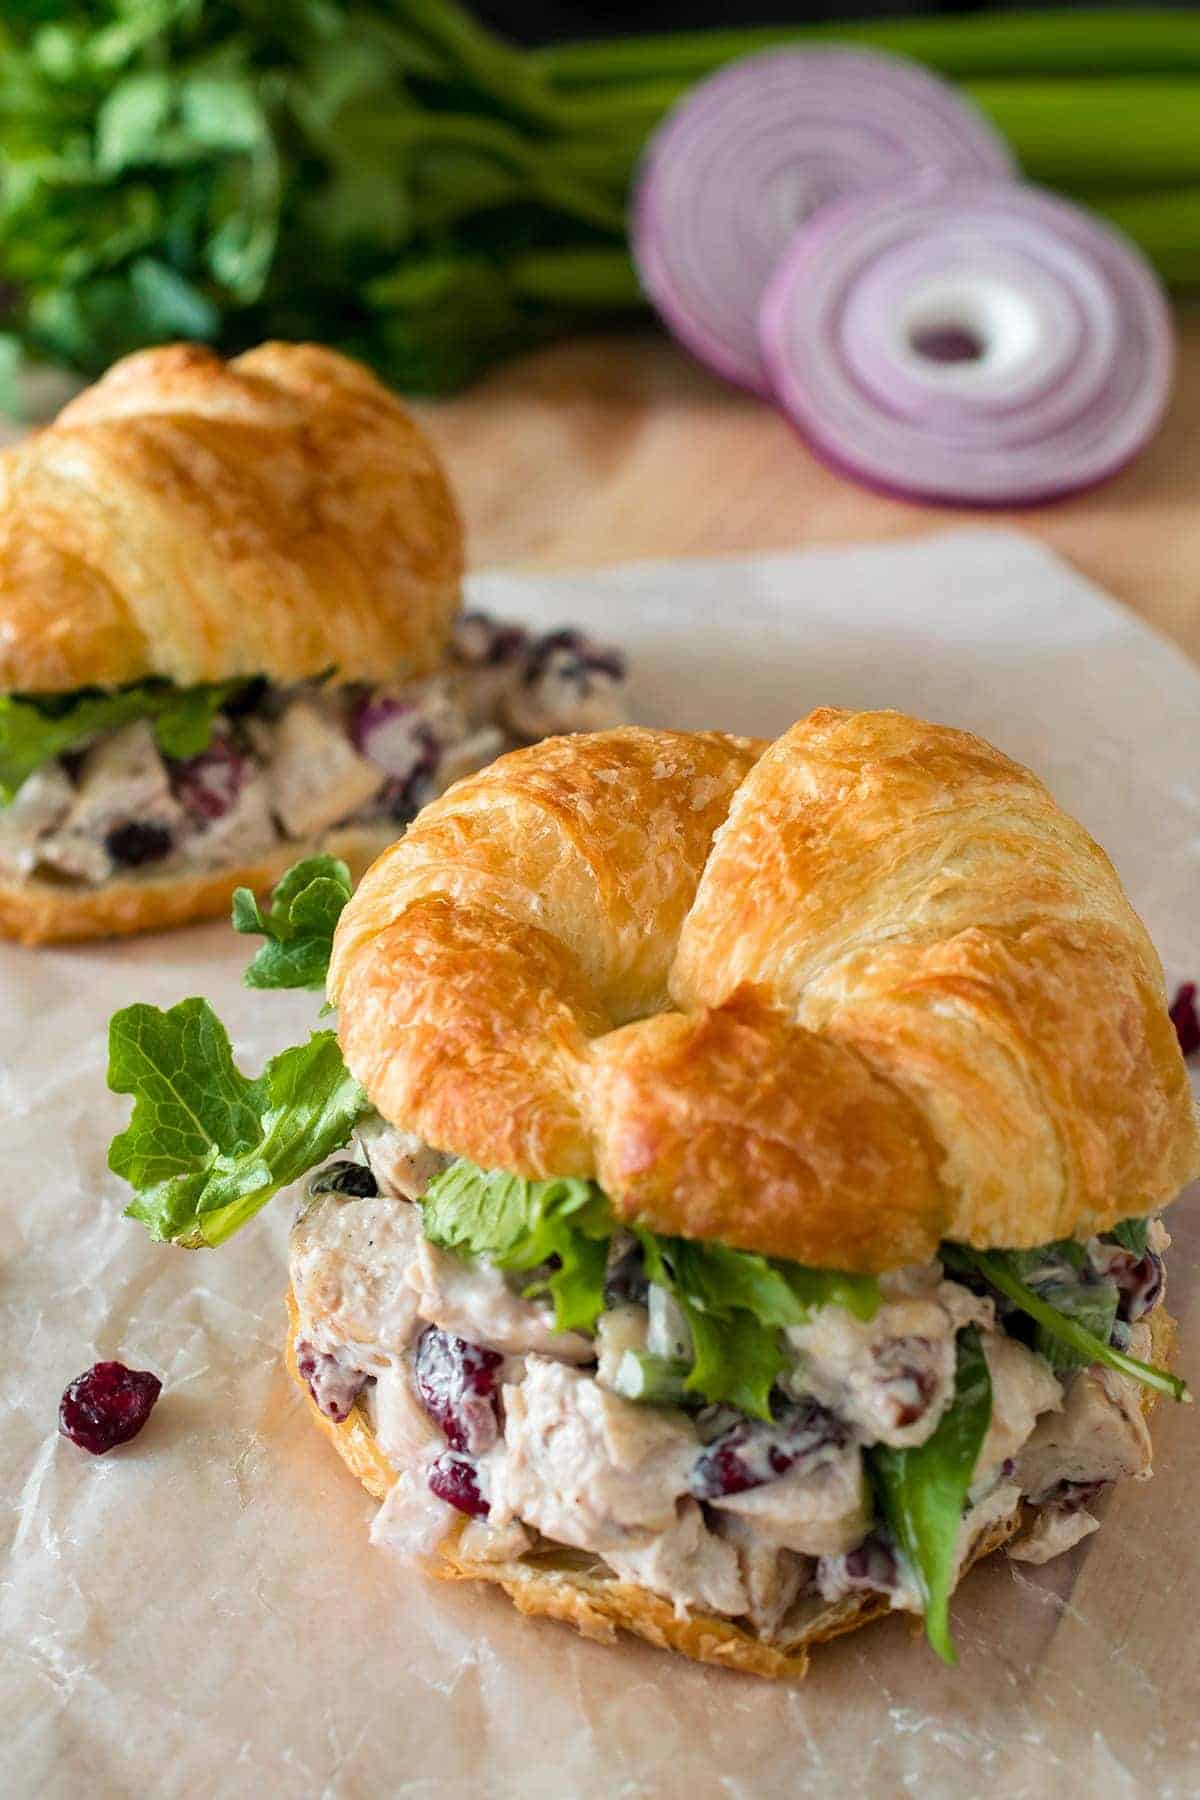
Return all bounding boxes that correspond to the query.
[0,341,463,694]
[330,709,1200,1272]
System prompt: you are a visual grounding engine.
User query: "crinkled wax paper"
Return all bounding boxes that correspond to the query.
[3,531,1199,1799]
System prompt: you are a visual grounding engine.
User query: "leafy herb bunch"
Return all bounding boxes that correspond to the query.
[3,4,1198,407]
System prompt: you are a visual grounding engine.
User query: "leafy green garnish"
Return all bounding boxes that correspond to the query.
[421,1159,614,1332]
[869,1326,993,1665]
[637,1232,880,1420]
[420,1159,880,1414]
[0,678,243,802]
[943,1244,1189,1403]
[232,856,354,991]
[0,5,1191,403]
[971,1241,1115,1372]
[107,998,369,1248]
[1107,1217,1151,1256]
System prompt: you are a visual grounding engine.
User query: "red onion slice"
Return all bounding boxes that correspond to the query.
[632,49,1015,395]
[759,179,1173,506]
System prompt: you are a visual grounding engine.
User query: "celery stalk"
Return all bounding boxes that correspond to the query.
[535,10,1200,88]
[1089,190,1200,287]
[968,80,1200,191]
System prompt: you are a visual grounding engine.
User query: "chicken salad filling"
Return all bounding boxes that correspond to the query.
[0,615,626,886]
[104,853,1189,1666]
[288,1125,1174,1657]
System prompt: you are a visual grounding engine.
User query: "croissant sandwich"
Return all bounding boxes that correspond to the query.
[107,709,1199,1677]
[0,341,626,944]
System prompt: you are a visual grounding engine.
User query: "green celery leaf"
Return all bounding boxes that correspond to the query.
[869,1325,993,1665]
[944,1244,1189,1403]
[0,677,243,802]
[233,854,354,991]
[421,1159,614,1333]
[108,999,369,1248]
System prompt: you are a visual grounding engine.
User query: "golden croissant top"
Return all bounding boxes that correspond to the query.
[329,708,1200,1273]
[0,341,463,695]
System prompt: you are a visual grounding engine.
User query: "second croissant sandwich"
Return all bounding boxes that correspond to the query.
[0,341,626,944]
[107,709,1199,1676]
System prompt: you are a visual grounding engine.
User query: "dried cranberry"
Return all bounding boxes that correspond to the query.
[690,1399,844,1500]
[59,1361,162,1455]
[295,1341,366,1423]
[1090,1243,1164,1322]
[1122,1251,1165,1321]
[169,733,246,823]
[840,1534,900,1593]
[105,820,174,867]
[1170,982,1200,1059]
[413,1327,503,1455]
[453,613,529,667]
[428,1451,490,1518]
[521,628,626,688]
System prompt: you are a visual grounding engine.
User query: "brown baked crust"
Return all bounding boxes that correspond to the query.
[329,712,1200,1271]
[285,1290,1176,1679]
[0,341,463,694]
[0,823,395,948]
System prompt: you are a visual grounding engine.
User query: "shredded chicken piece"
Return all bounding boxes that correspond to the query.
[1016,1331,1154,1499]
[1008,1505,1100,1564]
[786,1273,993,1450]
[486,1358,698,1549]
[602,1499,748,1618]
[716,1514,812,1639]
[292,1192,426,1369]
[269,699,382,837]
[408,1241,594,1363]
[708,1444,871,1558]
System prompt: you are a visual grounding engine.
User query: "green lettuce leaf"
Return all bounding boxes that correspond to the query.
[869,1325,993,1665]
[943,1244,1189,1403]
[108,998,369,1248]
[635,1234,880,1421]
[1107,1217,1151,1256]
[0,678,245,802]
[420,1159,614,1332]
[232,855,354,990]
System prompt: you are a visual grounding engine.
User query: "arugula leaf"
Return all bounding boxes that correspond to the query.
[1030,1281,1119,1373]
[232,855,354,990]
[1107,1217,1151,1256]
[108,998,369,1248]
[0,678,244,802]
[869,1326,993,1665]
[970,1240,1116,1371]
[944,1244,1189,1403]
[420,1159,614,1332]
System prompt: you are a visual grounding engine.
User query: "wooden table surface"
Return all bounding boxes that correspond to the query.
[421,305,1200,666]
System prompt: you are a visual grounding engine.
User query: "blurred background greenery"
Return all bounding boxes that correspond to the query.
[1,2,1197,401]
